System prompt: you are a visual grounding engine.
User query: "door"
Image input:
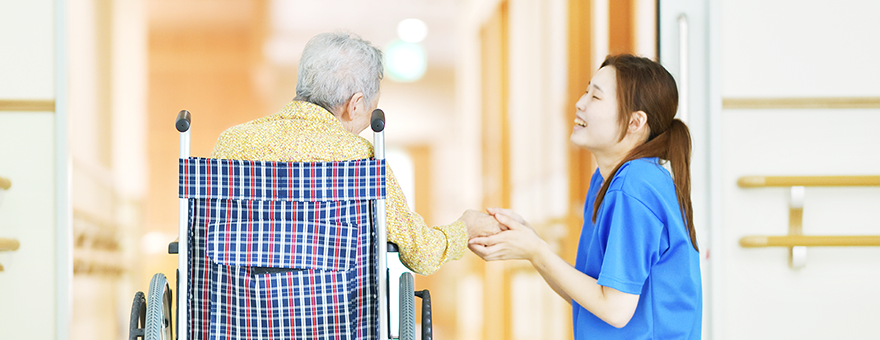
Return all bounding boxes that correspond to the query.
[658,1,712,338]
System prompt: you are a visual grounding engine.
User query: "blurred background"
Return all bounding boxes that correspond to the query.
[1,0,879,339]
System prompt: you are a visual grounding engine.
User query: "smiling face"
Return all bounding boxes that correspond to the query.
[570,66,622,153]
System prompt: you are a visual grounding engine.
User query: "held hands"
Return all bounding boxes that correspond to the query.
[459,209,504,239]
[468,208,546,262]
[485,207,534,231]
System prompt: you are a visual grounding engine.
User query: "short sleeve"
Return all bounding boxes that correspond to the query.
[594,189,664,295]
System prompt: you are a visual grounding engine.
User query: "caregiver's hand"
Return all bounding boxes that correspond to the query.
[468,210,548,261]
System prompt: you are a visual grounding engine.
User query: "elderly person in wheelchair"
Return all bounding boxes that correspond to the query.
[211,31,500,276]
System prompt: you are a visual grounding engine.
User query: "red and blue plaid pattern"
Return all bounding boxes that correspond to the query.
[180,157,385,339]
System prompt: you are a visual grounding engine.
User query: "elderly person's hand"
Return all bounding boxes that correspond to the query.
[459,209,503,239]
[486,207,534,231]
[468,209,547,261]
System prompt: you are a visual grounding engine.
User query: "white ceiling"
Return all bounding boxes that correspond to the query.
[265,0,458,68]
[149,0,459,69]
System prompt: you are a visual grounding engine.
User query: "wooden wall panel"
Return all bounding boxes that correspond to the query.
[566,0,593,263]
[480,2,511,339]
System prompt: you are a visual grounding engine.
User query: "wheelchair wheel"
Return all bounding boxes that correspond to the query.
[399,272,416,340]
[145,273,174,340]
[129,291,146,340]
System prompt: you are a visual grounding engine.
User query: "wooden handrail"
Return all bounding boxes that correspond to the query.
[738,175,880,188]
[0,99,55,112]
[0,238,20,251]
[737,175,880,267]
[0,176,10,190]
[723,97,880,109]
[740,235,880,248]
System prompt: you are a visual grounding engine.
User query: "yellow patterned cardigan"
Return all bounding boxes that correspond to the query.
[210,100,466,275]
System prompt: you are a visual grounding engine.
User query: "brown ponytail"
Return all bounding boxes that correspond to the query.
[590,55,698,251]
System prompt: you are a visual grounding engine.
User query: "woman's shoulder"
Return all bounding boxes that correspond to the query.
[609,158,673,192]
[620,157,668,174]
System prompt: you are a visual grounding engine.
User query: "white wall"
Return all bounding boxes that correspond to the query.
[0,113,58,339]
[0,0,64,339]
[0,1,55,99]
[1,1,147,339]
[713,0,880,338]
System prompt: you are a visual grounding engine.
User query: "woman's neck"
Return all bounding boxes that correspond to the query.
[594,152,627,180]
[593,129,650,180]
[593,139,640,180]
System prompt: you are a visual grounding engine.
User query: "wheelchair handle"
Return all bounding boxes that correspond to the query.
[176,110,191,133]
[415,290,433,340]
[371,109,385,132]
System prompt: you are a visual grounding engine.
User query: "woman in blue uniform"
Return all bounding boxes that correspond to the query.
[469,54,702,339]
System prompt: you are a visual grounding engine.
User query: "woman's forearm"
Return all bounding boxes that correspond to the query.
[529,245,639,328]
[528,242,573,302]
[471,211,639,327]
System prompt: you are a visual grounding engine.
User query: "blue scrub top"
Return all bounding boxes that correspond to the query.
[573,158,702,339]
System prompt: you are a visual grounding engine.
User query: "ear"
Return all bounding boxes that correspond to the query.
[339,92,366,122]
[628,110,648,135]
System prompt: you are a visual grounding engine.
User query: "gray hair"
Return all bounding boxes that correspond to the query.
[294,32,384,113]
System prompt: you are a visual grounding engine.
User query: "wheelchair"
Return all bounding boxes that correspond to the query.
[129,109,432,340]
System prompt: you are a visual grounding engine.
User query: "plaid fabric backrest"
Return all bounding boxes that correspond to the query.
[180,157,385,340]
[180,157,386,202]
